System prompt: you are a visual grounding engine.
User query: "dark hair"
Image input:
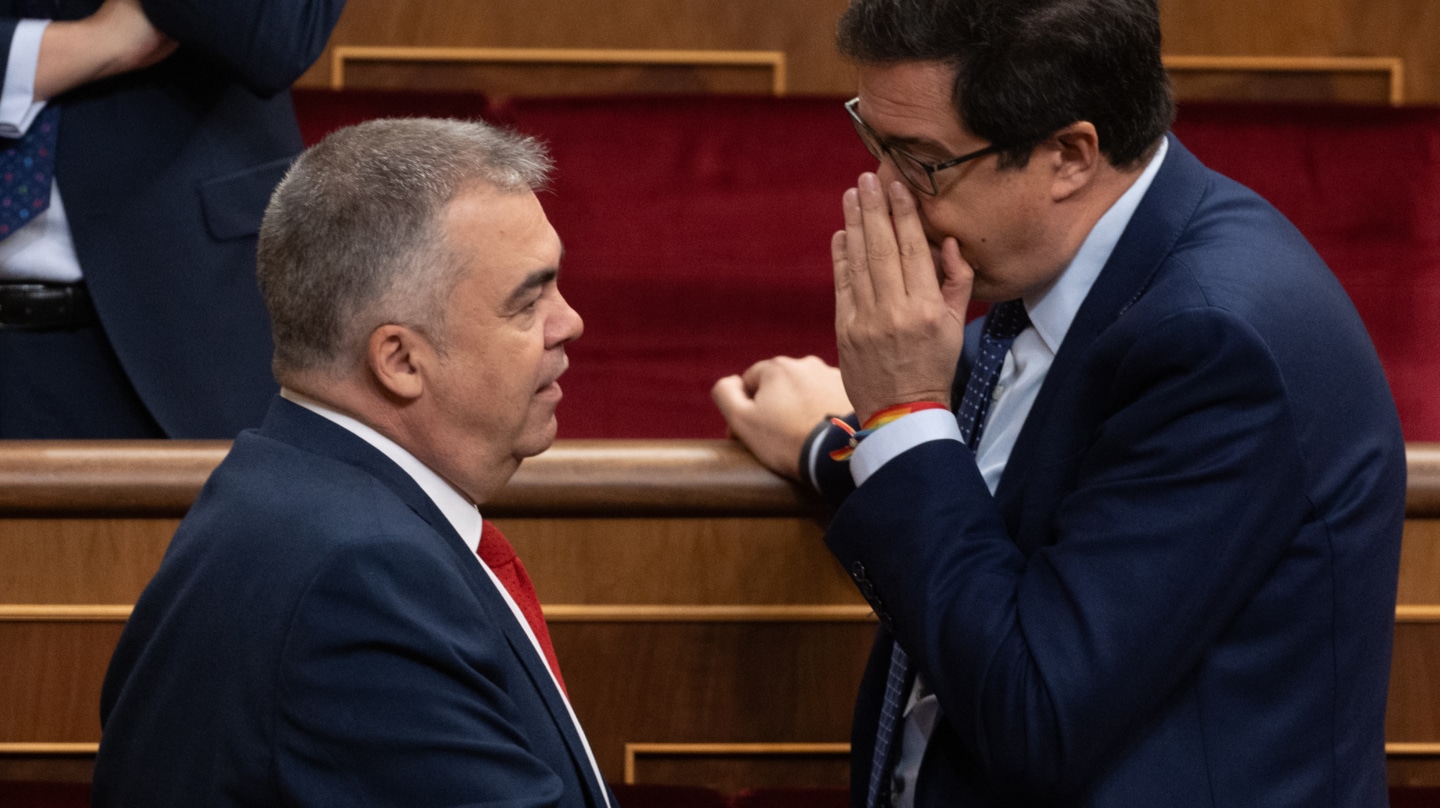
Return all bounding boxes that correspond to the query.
[837,0,1174,169]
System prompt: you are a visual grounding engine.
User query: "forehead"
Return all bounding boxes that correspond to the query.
[442,186,561,293]
[855,61,973,148]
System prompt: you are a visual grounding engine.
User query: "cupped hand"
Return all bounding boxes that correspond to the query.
[832,173,973,422]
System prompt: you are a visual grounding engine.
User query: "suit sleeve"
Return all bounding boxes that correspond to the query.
[273,535,568,807]
[0,19,18,87]
[825,305,1312,801]
[139,0,345,97]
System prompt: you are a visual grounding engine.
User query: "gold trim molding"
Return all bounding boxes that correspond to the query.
[0,604,877,623]
[545,605,875,622]
[1397,605,1440,623]
[1162,55,1405,105]
[1388,743,1440,756]
[0,605,133,621]
[0,743,97,755]
[623,742,850,785]
[7,604,1438,623]
[329,46,788,96]
[0,741,1433,760]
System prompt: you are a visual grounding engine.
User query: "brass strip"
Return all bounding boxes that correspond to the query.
[623,742,850,785]
[6,603,1435,623]
[1397,605,1440,623]
[0,604,877,622]
[0,605,132,621]
[544,604,875,622]
[330,46,788,96]
[1388,743,1440,756]
[0,741,1431,760]
[1162,55,1405,105]
[0,743,98,755]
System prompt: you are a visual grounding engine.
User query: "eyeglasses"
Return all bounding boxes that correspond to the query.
[844,97,1001,197]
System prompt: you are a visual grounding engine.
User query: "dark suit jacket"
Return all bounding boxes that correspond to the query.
[94,398,612,808]
[812,136,1406,807]
[0,0,343,437]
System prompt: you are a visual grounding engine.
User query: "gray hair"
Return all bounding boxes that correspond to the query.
[257,117,553,381]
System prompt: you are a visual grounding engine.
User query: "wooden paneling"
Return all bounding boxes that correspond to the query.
[3,441,1439,788]
[500,517,854,606]
[1161,0,1440,104]
[305,0,853,96]
[0,622,120,743]
[0,519,179,604]
[1400,519,1440,605]
[553,622,872,783]
[301,0,1440,103]
[1388,622,1440,743]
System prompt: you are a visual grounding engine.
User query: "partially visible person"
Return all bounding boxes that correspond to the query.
[94,118,609,808]
[713,0,1405,805]
[0,0,343,438]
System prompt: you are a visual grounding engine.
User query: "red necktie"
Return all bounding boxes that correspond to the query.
[477,520,567,695]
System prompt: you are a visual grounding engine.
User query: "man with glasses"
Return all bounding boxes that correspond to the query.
[713,1,1404,806]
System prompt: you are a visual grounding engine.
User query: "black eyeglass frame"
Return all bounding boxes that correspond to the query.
[844,97,1002,197]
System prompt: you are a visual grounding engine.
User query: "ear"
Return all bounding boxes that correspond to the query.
[1046,121,1101,202]
[366,324,431,401]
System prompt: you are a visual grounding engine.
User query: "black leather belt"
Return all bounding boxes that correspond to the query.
[0,282,100,330]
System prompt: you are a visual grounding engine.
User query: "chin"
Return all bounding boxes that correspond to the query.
[511,416,559,460]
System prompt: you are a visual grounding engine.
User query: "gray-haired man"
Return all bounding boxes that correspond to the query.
[94,118,608,808]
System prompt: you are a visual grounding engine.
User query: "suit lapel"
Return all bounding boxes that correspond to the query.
[258,397,607,807]
[992,135,1212,548]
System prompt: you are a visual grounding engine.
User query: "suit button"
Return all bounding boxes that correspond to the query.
[851,561,867,582]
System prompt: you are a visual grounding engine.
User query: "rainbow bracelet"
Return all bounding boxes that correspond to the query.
[828,401,949,461]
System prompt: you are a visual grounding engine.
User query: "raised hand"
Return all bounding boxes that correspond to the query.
[832,173,973,422]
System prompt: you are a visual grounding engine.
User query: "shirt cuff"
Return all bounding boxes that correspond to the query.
[850,408,963,487]
[0,20,51,137]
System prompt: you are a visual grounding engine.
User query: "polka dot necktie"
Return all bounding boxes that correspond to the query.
[866,299,1031,808]
[0,104,58,241]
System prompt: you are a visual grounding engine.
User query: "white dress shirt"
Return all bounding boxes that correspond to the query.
[281,388,612,808]
[0,20,83,282]
[839,138,1170,807]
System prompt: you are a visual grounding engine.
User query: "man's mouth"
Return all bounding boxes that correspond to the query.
[536,357,569,396]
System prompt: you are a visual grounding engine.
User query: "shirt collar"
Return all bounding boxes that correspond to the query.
[1024,136,1169,354]
[280,388,484,554]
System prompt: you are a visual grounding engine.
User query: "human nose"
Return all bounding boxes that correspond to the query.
[547,289,584,347]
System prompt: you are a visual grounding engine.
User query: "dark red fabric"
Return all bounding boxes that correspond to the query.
[490,96,870,440]
[0,782,90,808]
[292,92,1440,441]
[733,785,849,808]
[609,783,733,808]
[477,520,567,694]
[294,88,492,146]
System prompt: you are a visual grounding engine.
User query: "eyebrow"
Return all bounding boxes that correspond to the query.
[503,243,565,309]
[884,134,951,154]
[853,102,952,155]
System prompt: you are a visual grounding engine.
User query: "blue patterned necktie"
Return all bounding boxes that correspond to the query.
[0,103,59,240]
[865,299,1031,808]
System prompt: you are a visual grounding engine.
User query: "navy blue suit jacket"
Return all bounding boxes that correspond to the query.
[813,137,1406,807]
[0,0,342,437]
[95,398,612,807]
